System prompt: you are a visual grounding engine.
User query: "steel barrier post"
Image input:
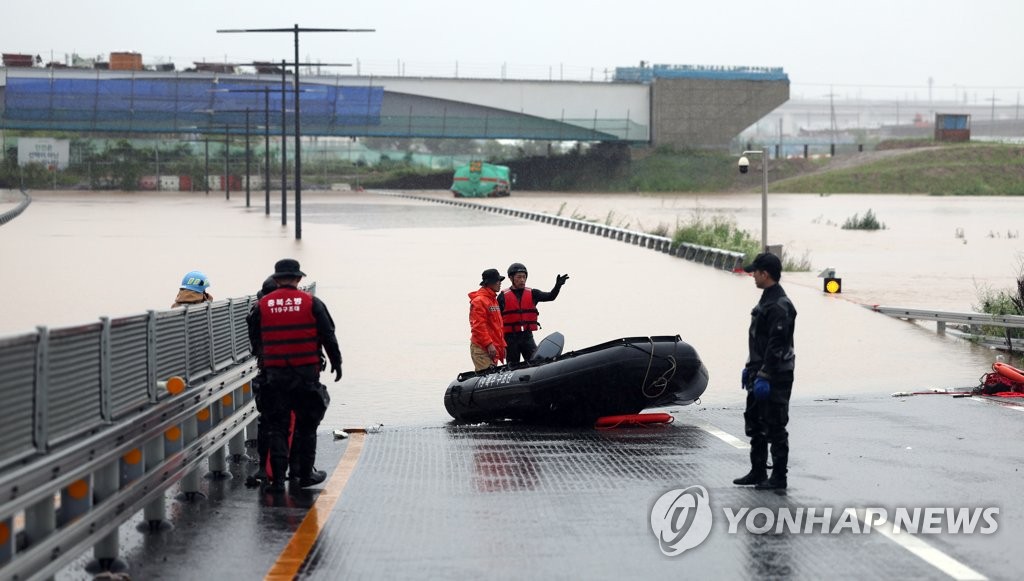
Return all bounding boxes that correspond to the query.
[91,460,122,572]
[179,415,202,499]
[57,477,92,527]
[24,495,55,556]
[0,517,11,564]
[140,434,170,531]
[208,398,229,477]
[120,448,143,487]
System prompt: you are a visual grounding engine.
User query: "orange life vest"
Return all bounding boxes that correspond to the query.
[259,288,320,367]
[502,288,539,332]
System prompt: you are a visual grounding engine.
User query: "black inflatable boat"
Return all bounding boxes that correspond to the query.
[444,333,709,425]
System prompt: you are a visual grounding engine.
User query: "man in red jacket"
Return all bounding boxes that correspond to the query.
[469,268,507,372]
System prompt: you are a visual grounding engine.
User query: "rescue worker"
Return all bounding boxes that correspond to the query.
[171,270,213,307]
[497,263,569,365]
[247,276,304,488]
[734,252,796,491]
[246,259,342,492]
[469,268,507,372]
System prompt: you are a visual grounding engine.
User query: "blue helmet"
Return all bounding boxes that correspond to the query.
[180,270,211,293]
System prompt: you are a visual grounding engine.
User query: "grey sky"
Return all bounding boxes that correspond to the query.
[4,0,1022,101]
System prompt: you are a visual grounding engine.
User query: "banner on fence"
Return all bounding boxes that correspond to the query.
[17,138,70,169]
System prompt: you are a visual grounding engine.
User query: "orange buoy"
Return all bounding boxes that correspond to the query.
[993,362,1024,384]
[595,412,674,429]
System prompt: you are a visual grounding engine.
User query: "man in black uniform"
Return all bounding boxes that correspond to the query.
[247,259,342,492]
[734,252,796,491]
[497,262,569,365]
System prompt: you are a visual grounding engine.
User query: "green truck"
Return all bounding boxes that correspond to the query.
[451,161,511,198]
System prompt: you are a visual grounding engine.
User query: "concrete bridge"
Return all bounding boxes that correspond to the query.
[0,64,789,149]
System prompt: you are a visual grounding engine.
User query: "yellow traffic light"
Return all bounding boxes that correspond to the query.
[824,277,842,294]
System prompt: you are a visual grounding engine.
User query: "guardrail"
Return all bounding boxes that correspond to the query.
[386,193,747,272]
[0,188,32,226]
[0,284,314,580]
[867,305,1024,351]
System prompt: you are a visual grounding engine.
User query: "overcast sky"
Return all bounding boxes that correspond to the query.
[4,0,1023,102]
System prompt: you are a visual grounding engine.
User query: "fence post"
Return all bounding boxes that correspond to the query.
[91,460,124,572]
[139,434,171,531]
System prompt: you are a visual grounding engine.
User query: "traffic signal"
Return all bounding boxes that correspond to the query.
[824,277,842,294]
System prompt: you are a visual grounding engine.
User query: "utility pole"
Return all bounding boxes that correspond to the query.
[218,24,373,240]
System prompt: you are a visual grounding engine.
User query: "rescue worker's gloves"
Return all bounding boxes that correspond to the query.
[319,353,327,371]
[331,364,342,382]
[741,368,750,390]
[753,377,771,400]
[555,274,570,286]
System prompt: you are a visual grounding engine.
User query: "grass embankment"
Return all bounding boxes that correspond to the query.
[769,143,1024,195]
[346,142,1024,196]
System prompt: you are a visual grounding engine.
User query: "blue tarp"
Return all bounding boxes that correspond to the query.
[3,77,383,134]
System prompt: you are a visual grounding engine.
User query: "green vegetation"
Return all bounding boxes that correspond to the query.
[670,213,761,262]
[841,209,886,230]
[5,136,1023,196]
[770,143,1024,195]
[973,274,1024,341]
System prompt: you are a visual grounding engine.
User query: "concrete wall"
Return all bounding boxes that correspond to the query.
[651,78,789,150]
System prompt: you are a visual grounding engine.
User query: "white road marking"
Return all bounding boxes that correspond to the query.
[849,509,988,581]
[966,397,1024,412]
[689,420,749,449]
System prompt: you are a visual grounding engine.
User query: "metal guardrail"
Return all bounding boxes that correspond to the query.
[386,193,747,272]
[0,189,32,226]
[0,283,314,580]
[867,305,1024,351]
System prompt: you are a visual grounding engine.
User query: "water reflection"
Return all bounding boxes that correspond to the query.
[0,190,1010,428]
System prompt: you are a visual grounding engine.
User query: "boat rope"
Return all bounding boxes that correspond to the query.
[634,337,677,399]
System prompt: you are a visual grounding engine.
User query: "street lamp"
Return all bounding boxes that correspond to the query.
[218,24,372,239]
[738,148,769,252]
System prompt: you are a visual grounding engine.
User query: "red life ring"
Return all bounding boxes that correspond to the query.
[595,413,674,429]
[993,362,1024,384]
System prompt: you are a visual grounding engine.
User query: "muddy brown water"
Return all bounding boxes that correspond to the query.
[0,189,1013,427]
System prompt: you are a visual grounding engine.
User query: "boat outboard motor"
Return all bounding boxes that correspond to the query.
[530,331,564,362]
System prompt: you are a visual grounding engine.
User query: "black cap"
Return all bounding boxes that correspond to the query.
[743,252,782,280]
[272,258,306,279]
[256,276,278,299]
[480,268,505,286]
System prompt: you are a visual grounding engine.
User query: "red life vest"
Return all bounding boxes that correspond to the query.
[501,288,539,332]
[259,288,320,367]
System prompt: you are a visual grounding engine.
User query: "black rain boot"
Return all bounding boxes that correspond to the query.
[733,469,768,486]
[298,469,327,488]
[754,471,787,490]
[756,443,788,490]
[735,438,768,485]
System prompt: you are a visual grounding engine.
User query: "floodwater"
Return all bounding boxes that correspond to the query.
[0,189,1014,429]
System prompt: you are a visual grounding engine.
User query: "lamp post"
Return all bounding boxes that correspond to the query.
[218,24,372,240]
[738,148,769,252]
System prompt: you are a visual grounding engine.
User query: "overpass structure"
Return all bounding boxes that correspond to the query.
[0,64,788,149]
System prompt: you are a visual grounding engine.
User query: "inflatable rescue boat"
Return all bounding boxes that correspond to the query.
[444,333,709,425]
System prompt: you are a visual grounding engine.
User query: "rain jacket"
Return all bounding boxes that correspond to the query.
[469,286,506,361]
[171,289,213,308]
[745,283,797,382]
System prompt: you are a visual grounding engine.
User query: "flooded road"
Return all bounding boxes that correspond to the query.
[0,189,1009,428]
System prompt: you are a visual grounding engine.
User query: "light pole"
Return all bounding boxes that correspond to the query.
[218,24,372,239]
[738,148,769,252]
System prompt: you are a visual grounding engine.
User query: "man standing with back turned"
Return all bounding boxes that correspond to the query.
[247,258,342,492]
[734,252,796,491]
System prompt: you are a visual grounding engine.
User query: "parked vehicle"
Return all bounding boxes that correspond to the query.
[451,161,511,198]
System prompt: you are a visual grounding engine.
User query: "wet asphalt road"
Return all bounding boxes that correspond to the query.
[61,393,1022,581]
